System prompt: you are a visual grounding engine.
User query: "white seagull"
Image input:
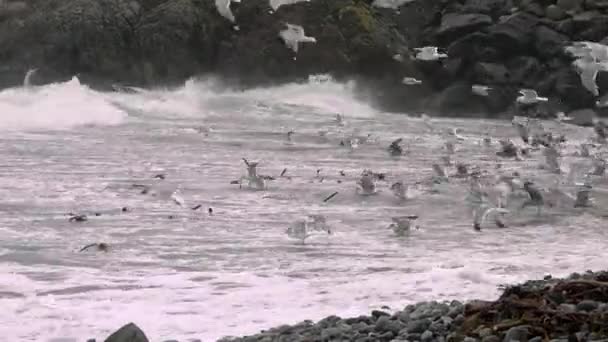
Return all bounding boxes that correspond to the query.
[516,89,548,104]
[388,215,419,236]
[279,23,317,54]
[413,46,448,61]
[471,84,491,97]
[215,0,240,23]
[402,77,422,85]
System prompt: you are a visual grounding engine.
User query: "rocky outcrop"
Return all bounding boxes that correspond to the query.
[104,322,148,342]
[0,0,607,118]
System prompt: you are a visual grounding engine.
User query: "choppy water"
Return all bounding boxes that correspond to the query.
[0,76,607,342]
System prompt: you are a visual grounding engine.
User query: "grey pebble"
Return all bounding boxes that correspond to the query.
[576,300,599,311]
[420,330,434,342]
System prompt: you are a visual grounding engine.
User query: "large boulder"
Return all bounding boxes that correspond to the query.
[104,322,149,342]
[436,13,493,43]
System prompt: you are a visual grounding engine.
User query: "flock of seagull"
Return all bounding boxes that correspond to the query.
[34,1,607,250]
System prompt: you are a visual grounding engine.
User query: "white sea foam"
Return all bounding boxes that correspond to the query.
[0,77,127,131]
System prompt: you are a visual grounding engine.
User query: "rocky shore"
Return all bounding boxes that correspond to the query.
[0,0,607,117]
[94,270,608,342]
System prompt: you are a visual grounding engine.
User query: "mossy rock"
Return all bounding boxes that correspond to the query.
[337,4,376,38]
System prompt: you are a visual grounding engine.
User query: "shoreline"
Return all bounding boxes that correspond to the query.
[97,270,608,342]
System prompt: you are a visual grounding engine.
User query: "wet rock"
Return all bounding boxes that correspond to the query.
[104,323,148,342]
[545,4,566,20]
[406,319,431,333]
[503,325,530,341]
[576,300,600,311]
[436,13,493,42]
[421,330,434,341]
[557,0,583,11]
[565,108,596,126]
[482,336,501,342]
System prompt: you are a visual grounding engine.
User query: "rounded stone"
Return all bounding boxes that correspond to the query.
[557,0,582,11]
[545,4,566,20]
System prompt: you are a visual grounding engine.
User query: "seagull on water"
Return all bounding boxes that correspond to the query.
[239,159,272,190]
[517,89,548,105]
[279,23,317,54]
[521,180,544,215]
[356,171,378,196]
[389,215,419,236]
[390,181,417,201]
[465,177,508,231]
[402,77,422,85]
[388,138,404,156]
[286,215,331,244]
[413,47,447,61]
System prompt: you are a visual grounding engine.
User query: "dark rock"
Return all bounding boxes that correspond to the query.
[486,12,540,56]
[533,25,569,60]
[374,316,404,335]
[503,325,530,342]
[473,62,511,84]
[371,309,391,319]
[482,336,501,342]
[436,13,493,43]
[406,318,431,333]
[576,299,600,311]
[565,108,597,126]
[104,323,148,342]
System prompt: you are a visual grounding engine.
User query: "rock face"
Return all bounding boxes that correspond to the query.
[0,0,607,117]
[104,322,149,342]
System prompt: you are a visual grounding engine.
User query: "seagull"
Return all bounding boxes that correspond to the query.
[279,23,317,54]
[306,214,331,233]
[543,145,561,174]
[239,159,268,190]
[388,215,419,236]
[413,46,448,61]
[402,77,422,85]
[593,120,607,142]
[215,0,240,23]
[388,138,404,156]
[269,0,310,11]
[590,157,606,176]
[390,182,417,201]
[516,89,548,104]
[471,84,491,97]
[512,119,530,144]
[521,180,544,215]
[574,183,593,208]
[496,139,520,159]
[465,178,508,231]
[432,163,449,183]
[23,68,37,88]
[356,171,378,196]
[334,113,345,126]
[555,112,571,122]
[286,216,331,244]
[445,140,456,155]
[447,128,466,141]
[286,129,295,144]
[79,242,109,252]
